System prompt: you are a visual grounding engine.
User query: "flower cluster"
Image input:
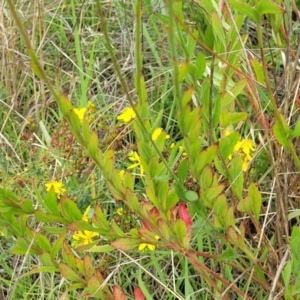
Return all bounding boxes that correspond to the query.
[72,205,98,246]
[45,180,66,198]
[226,130,255,171]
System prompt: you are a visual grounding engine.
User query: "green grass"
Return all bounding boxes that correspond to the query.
[1,0,300,299]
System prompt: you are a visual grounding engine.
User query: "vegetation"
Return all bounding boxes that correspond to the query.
[1,0,300,299]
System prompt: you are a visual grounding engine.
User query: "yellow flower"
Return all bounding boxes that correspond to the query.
[179,145,188,157]
[72,230,98,246]
[117,107,136,123]
[87,101,95,114]
[127,151,144,176]
[116,208,124,216]
[170,142,176,149]
[152,128,163,141]
[45,180,66,198]
[151,128,170,141]
[225,130,256,172]
[139,243,156,251]
[73,107,86,122]
[138,236,160,251]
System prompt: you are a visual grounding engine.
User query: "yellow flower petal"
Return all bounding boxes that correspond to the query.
[138,243,148,251]
[117,107,136,123]
[152,128,163,141]
[117,208,124,216]
[73,108,86,121]
[147,244,155,251]
[45,180,66,198]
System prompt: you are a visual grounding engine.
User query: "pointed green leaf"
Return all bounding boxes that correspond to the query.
[111,238,141,251]
[250,58,265,83]
[164,189,179,211]
[44,188,60,216]
[34,233,52,252]
[20,199,34,214]
[248,183,262,221]
[218,132,240,158]
[182,86,194,106]
[60,198,82,222]
[256,0,284,15]
[199,166,213,190]
[195,143,218,175]
[228,0,260,22]
[222,79,247,107]
[194,52,206,79]
[174,219,188,248]
[273,114,291,149]
[35,210,68,224]
[178,159,189,183]
[228,156,244,201]
[291,118,300,139]
[87,131,99,159]
[59,263,86,284]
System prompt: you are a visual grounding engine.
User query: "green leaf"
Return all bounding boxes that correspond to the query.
[222,79,247,107]
[213,194,228,219]
[228,156,244,201]
[181,86,194,106]
[86,245,115,252]
[34,233,52,252]
[178,159,189,183]
[111,220,125,237]
[248,183,262,221]
[273,114,291,149]
[202,185,225,208]
[184,190,198,202]
[174,219,188,248]
[211,12,226,48]
[58,94,73,116]
[290,227,300,259]
[178,60,188,83]
[59,263,86,284]
[35,210,68,224]
[111,238,141,251]
[44,188,60,216]
[228,112,248,125]
[228,0,260,22]
[194,52,206,79]
[237,197,252,214]
[67,220,95,232]
[282,261,292,287]
[87,131,99,159]
[200,166,213,190]
[20,199,34,214]
[51,233,66,261]
[217,246,239,261]
[11,237,38,255]
[256,0,284,15]
[195,143,218,175]
[92,203,110,230]
[60,198,82,222]
[250,58,265,83]
[218,132,240,158]
[40,252,54,266]
[291,118,300,139]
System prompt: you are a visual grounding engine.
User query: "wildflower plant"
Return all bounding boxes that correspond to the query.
[3,0,300,299]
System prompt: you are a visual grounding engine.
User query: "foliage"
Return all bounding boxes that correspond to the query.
[1,0,300,299]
